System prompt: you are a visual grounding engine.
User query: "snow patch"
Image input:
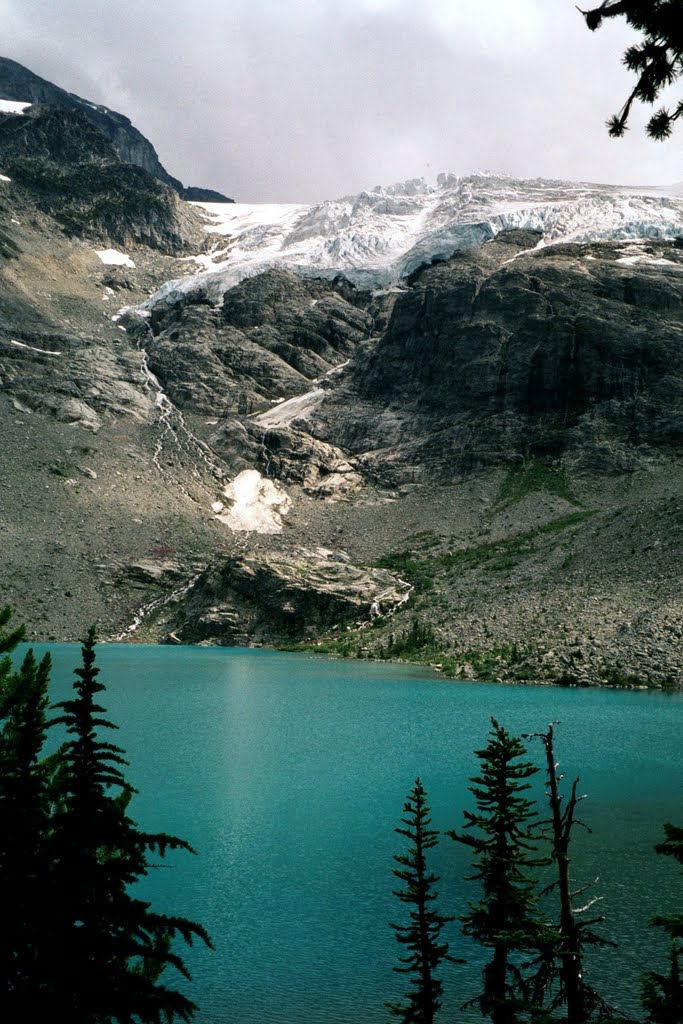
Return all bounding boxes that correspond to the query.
[95,249,136,268]
[193,201,309,237]
[216,470,292,533]
[251,388,325,429]
[9,339,62,356]
[615,254,682,268]
[0,99,31,115]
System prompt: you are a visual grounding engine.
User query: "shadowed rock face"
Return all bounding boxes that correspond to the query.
[0,103,205,256]
[0,105,118,164]
[142,269,376,416]
[133,232,683,485]
[312,233,683,478]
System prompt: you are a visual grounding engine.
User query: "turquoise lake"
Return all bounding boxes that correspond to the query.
[22,642,683,1023]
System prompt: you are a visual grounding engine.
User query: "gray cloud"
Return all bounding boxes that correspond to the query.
[2,0,679,202]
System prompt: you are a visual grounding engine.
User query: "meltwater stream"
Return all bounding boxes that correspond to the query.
[28,643,683,1024]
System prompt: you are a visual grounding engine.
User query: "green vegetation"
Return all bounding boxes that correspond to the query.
[495,459,581,509]
[375,511,595,592]
[443,643,535,682]
[279,618,439,665]
[448,720,552,1022]
[7,156,174,249]
[380,619,438,660]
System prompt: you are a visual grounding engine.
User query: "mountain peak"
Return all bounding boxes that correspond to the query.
[0,55,233,202]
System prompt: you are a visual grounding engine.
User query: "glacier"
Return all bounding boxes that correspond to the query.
[142,172,683,309]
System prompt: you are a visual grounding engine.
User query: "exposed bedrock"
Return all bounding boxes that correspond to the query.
[308,233,683,481]
[165,546,411,645]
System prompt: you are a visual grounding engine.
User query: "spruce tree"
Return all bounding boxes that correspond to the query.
[581,0,683,138]
[46,627,212,1023]
[0,626,53,1016]
[0,603,26,689]
[387,777,459,1024]
[641,823,683,1023]
[448,718,549,1024]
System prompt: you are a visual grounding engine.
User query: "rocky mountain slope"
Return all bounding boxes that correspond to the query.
[0,56,233,202]
[0,100,681,687]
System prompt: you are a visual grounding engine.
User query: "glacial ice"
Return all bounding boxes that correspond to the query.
[142,172,683,311]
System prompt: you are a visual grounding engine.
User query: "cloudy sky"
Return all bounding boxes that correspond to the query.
[2,0,680,202]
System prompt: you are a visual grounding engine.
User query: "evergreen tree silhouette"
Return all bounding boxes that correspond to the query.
[581,1,683,138]
[642,823,683,1023]
[46,627,212,1023]
[0,613,53,1016]
[448,719,550,1024]
[387,777,459,1024]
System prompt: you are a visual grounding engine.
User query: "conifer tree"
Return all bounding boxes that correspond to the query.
[0,603,26,690]
[448,719,550,1024]
[387,777,459,1024]
[641,823,683,1023]
[46,627,212,1023]
[580,0,683,138]
[0,623,53,1016]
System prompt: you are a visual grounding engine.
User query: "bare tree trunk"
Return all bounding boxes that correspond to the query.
[540,724,586,1024]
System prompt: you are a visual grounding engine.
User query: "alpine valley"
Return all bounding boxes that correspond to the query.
[1,58,682,688]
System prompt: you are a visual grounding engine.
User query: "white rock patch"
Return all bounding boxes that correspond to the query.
[95,249,136,268]
[216,470,291,534]
[251,387,325,429]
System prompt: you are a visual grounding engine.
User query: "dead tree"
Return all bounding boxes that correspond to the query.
[526,723,613,1023]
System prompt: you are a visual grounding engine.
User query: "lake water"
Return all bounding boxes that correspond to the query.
[20,643,683,1023]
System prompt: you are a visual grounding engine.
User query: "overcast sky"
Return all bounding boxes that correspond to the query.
[2,0,680,202]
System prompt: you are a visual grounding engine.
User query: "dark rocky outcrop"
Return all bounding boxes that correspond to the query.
[7,152,205,255]
[0,104,117,164]
[139,269,376,416]
[181,186,234,203]
[310,232,683,481]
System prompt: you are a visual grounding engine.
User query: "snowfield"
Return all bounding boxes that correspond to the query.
[0,99,31,114]
[142,172,683,311]
[96,249,136,268]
